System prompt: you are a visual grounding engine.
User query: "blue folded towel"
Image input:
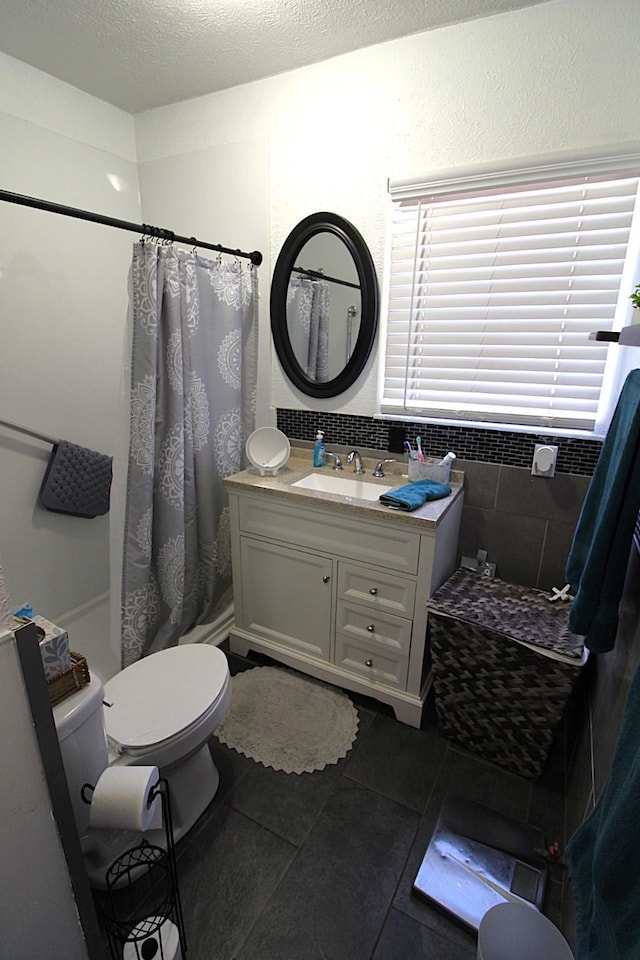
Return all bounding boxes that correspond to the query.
[379,478,451,511]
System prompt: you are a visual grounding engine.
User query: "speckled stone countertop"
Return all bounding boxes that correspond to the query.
[224,453,464,531]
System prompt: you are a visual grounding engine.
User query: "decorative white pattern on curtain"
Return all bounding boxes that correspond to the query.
[286,278,330,381]
[121,243,258,667]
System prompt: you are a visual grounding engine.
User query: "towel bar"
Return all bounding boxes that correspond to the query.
[0,417,56,446]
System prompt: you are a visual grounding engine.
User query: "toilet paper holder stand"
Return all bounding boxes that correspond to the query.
[80,777,162,809]
[83,777,188,960]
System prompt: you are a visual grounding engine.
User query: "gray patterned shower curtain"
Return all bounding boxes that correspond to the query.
[121,242,258,667]
[286,277,330,381]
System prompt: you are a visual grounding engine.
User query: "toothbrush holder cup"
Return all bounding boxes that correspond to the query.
[408,459,452,484]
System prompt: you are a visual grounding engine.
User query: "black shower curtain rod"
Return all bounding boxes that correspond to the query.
[292,264,360,290]
[0,188,263,266]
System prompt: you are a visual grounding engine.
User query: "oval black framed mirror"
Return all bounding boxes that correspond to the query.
[270,212,379,398]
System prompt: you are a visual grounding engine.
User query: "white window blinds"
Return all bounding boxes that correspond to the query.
[381,165,640,431]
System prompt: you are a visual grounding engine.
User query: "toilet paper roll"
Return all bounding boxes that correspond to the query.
[89,766,163,832]
[123,917,181,960]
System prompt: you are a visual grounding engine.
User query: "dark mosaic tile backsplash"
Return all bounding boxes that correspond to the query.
[276,409,602,476]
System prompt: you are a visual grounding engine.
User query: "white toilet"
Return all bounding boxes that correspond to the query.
[53,643,231,888]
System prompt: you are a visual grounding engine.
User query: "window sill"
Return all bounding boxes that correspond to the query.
[375,411,606,442]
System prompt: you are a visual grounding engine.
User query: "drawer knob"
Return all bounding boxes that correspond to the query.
[366,624,375,632]
[322,575,330,583]
[369,587,378,595]
[365,659,373,667]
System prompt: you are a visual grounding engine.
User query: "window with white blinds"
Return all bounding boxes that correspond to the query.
[381,163,640,432]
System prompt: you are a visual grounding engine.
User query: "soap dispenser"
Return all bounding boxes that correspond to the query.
[313,430,326,467]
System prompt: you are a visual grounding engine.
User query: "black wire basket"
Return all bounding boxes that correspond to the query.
[99,781,187,959]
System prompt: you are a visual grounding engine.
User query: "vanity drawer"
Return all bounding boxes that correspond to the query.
[334,633,409,689]
[238,495,420,574]
[337,562,416,618]
[335,599,412,655]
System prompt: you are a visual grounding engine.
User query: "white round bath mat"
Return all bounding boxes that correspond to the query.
[214,666,359,774]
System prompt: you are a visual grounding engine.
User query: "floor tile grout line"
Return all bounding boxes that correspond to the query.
[224,763,382,959]
[174,739,258,862]
[219,715,379,958]
[227,814,300,960]
[369,813,423,958]
[226,757,429,958]
[221,698,380,850]
[421,741,449,816]
[228,762,346,848]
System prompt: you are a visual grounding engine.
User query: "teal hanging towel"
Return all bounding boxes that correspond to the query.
[379,478,451,512]
[567,653,640,960]
[566,368,640,652]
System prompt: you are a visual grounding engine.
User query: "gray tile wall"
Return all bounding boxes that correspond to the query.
[456,459,589,590]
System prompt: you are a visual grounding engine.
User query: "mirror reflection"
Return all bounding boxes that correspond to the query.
[271,212,378,399]
[286,232,361,383]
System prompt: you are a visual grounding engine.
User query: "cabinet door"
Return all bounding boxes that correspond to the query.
[239,537,333,660]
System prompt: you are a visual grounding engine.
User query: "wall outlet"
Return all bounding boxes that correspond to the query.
[531,444,558,477]
[461,556,496,577]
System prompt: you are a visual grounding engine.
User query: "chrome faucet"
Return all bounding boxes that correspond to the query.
[346,450,364,474]
[373,458,399,478]
[325,451,343,471]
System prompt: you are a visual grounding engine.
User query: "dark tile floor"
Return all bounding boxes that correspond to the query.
[168,646,569,960]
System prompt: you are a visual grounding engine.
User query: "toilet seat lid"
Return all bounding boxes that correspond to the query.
[103,644,228,749]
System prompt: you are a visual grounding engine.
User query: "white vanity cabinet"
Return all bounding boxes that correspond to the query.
[226,477,463,727]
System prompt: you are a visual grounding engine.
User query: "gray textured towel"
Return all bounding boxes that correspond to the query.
[39,440,112,518]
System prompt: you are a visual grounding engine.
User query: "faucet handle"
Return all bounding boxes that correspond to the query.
[325,451,343,470]
[346,450,364,474]
[373,458,399,478]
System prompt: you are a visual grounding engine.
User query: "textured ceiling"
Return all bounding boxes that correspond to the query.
[0,0,551,114]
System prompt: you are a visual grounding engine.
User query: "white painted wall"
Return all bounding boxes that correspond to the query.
[0,53,139,681]
[137,138,272,422]
[0,630,89,958]
[135,0,640,426]
[0,56,138,955]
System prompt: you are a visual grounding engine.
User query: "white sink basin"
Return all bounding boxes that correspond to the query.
[292,472,393,501]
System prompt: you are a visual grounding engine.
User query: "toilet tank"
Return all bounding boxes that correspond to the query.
[52,674,109,842]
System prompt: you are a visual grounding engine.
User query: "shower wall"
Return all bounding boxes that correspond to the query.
[0,53,140,680]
